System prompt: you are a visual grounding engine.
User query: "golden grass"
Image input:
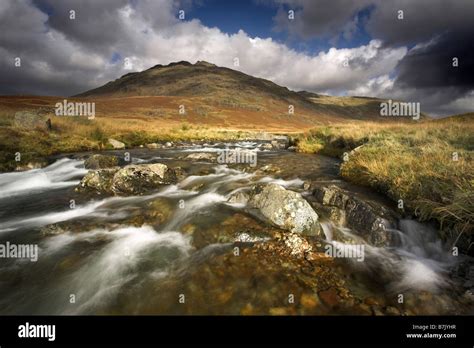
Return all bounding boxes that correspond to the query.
[0,115,260,171]
[296,116,474,240]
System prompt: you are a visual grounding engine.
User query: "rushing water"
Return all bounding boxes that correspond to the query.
[0,142,471,315]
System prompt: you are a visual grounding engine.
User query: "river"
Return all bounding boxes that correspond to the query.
[0,142,471,315]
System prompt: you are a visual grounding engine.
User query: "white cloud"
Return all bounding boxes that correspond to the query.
[347,74,395,97]
[0,0,407,96]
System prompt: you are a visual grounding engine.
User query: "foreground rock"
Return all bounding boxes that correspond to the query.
[247,183,321,236]
[84,154,119,169]
[77,163,177,195]
[311,185,398,246]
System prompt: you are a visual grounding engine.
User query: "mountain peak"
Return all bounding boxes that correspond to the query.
[148,60,216,71]
[195,61,216,68]
[148,61,192,70]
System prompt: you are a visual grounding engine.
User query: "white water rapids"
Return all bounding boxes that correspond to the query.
[0,145,465,314]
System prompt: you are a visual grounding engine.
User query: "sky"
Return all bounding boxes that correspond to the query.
[0,0,473,116]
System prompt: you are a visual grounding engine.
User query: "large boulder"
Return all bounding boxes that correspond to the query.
[13,111,50,130]
[84,154,119,169]
[111,163,177,195]
[77,163,177,195]
[312,185,398,246]
[248,183,321,236]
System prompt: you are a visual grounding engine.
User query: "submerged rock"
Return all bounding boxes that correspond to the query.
[311,185,397,246]
[248,183,321,236]
[227,190,250,205]
[283,232,313,257]
[40,223,67,236]
[15,160,48,171]
[254,164,281,175]
[77,163,177,195]
[181,152,216,162]
[84,154,119,169]
[173,166,187,181]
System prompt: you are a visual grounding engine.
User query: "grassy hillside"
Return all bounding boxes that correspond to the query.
[73,60,399,122]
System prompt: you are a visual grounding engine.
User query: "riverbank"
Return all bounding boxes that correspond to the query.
[1,113,472,252]
[295,115,474,254]
[0,114,292,172]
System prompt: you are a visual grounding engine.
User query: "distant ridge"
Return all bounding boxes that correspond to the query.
[74,60,412,121]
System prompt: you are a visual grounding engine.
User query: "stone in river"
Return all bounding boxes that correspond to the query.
[248,183,322,236]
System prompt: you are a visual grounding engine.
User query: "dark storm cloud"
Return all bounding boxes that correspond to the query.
[33,0,130,53]
[388,30,474,115]
[273,0,372,41]
[0,0,179,96]
[0,59,95,96]
[32,0,187,53]
[394,32,474,90]
[365,0,474,46]
[368,0,474,115]
[273,0,474,115]
[273,0,474,46]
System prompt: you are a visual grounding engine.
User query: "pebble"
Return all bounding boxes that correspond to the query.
[318,288,340,307]
[300,293,319,310]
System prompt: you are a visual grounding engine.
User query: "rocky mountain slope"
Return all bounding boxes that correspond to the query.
[75,60,387,122]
